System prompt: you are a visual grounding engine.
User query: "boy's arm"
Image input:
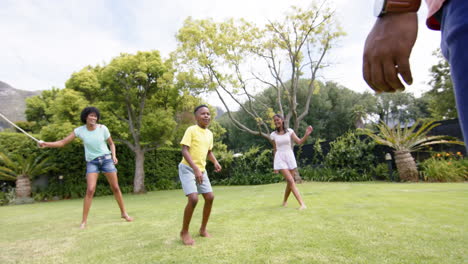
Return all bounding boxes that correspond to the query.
[181,145,204,183]
[207,150,222,172]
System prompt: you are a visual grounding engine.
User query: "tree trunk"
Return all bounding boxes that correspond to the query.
[394,150,419,182]
[16,175,31,198]
[133,149,146,193]
[293,168,303,183]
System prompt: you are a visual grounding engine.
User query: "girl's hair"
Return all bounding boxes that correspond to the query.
[273,114,287,133]
[80,107,101,124]
[194,104,209,114]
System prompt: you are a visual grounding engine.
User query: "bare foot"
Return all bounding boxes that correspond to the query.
[199,229,212,238]
[298,204,307,210]
[79,222,86,229]
[180,231,195,246]
[282,202,288,207]
[121,214,133,222]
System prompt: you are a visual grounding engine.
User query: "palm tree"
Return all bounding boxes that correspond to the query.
[363,120,464,181]
[0,152,52,203]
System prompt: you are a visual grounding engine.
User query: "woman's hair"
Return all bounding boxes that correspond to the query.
[194,104,209,114]
[80,107,101,124]
[273,114,287,133]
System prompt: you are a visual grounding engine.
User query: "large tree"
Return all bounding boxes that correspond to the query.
[425,49,457,120]
[174,2,344,142]
[39,51,179,193]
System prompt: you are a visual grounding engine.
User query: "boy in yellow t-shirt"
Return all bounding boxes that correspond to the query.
[178,105,222,246]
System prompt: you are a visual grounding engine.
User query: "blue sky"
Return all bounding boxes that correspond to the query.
[0,0,441,106]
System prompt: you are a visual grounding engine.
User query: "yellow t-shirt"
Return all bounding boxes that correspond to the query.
[180,125,214,172]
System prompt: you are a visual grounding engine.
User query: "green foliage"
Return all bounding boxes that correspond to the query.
[211,146,282,185]
[420,152,467,182]
[39,122,77,141]
[325,131,377,173]
[0,151,52,181]
[363,120,464,152]
[0,132,38,156]
[25,87,60,131]
[0,187,15,205]
[425,49,457,119]
[370,163,397,181]
[144,148,181,190]
[175,3,345,144]
[299,166,373,182]
[374,92,430,124]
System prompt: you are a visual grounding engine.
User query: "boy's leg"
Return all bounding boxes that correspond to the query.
[181,193,198,245]
[200,192,214,237]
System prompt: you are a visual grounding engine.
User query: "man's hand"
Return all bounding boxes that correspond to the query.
[214,162,222,173]
[363,12,418,93]
[194,167,203,184]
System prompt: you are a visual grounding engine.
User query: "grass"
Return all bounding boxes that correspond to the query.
[0,182,467,264]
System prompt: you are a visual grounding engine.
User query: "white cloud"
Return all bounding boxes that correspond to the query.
[0,0,443,102]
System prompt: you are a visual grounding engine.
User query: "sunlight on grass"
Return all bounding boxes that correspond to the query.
[1,182,467,264]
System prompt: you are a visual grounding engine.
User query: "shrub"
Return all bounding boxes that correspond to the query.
[299,166,373,182]
[325,131,377,173]
[371,163,398,181]
[420,157,467,182]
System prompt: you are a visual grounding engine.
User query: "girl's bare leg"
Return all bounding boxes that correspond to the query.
[104,172,133,221]
[280,169,306,209]
[81,173,99,228]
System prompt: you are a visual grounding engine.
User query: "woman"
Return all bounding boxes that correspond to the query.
[40,106,133,228]
[270,114,313,210]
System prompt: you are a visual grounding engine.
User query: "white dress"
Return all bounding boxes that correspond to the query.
[270,129,297,170]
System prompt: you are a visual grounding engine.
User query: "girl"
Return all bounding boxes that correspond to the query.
[270,114,313,210]
[40,107,133,228]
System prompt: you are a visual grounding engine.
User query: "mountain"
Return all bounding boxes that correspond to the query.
[0,81,42,130]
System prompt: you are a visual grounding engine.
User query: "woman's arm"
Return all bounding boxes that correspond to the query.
[39,132,76,148]
[107,136,118,164]
[291,126,313,145]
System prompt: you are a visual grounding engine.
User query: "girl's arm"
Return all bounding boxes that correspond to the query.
[107,136,118,164]
[291,126,313,145]
[39,132,76,148]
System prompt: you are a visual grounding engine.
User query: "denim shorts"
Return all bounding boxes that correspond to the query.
[178,163,212,195]
[86,154,117,174]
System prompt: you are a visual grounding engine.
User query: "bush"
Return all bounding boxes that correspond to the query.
[371,163,398,181]
[325,131,377,173]
[420,157,467,182]
[299,166,373,182]
[211,146,279,185]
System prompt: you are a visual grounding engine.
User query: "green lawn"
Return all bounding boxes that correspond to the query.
[1,182,467,264]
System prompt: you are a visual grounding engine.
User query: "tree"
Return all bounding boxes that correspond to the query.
[25,88,60,133]
[96,51,179,193]
[0,152,51,203]
[425,49,457,119]
[175,2,344,143]
[363,120,464,181]
[374,92,429,125]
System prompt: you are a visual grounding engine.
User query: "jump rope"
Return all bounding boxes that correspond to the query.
[0,112,43,145]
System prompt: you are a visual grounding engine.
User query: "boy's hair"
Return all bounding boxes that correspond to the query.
[80,107,101,124]
[273,114,287,133]
[194,104,209,114]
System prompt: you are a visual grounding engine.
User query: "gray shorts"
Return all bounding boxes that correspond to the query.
[178,163,213,195]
